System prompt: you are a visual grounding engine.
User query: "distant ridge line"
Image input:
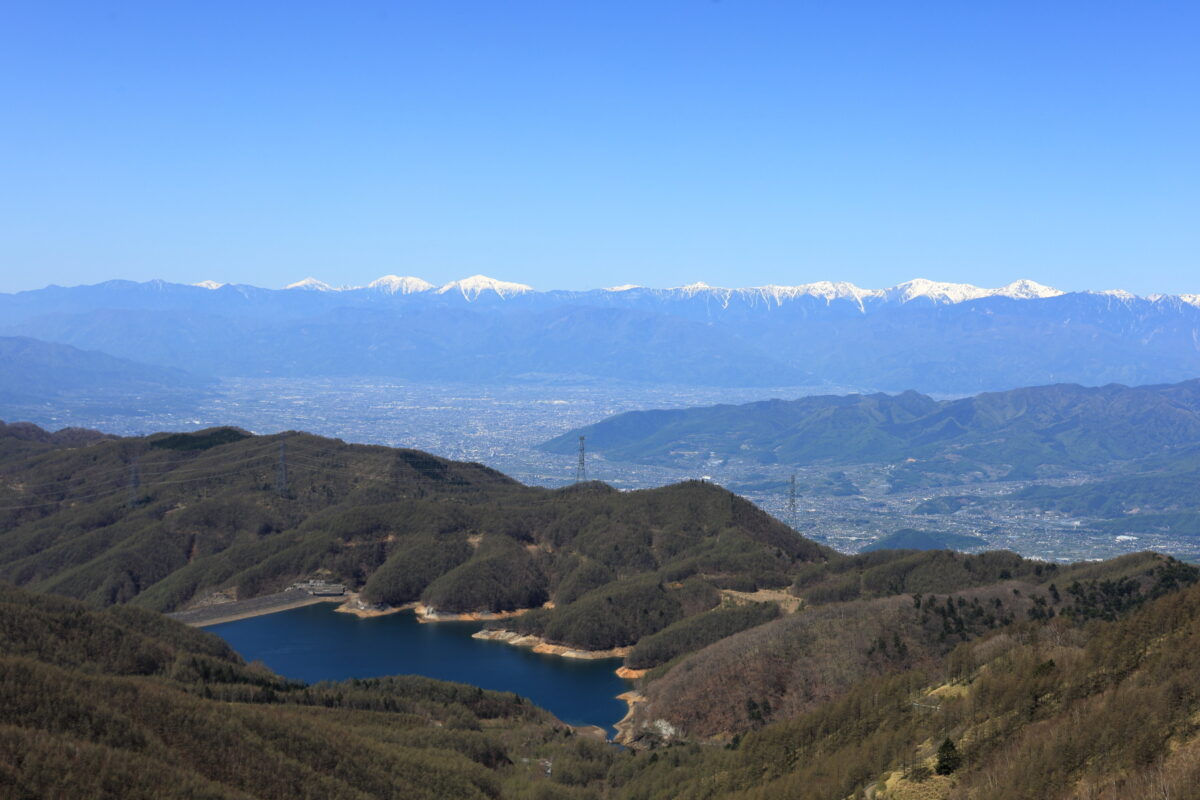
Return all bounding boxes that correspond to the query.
[161,275,1196,306]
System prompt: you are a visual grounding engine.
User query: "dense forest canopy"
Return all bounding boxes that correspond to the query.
[5,548,1200,799]
[0,423,826,652]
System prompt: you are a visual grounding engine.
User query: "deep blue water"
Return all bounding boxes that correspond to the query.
[209,603,630,735]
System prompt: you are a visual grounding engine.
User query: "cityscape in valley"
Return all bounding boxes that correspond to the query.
[5,3,1200,799]
[7,275,1200,567]
[12,371,1199,565]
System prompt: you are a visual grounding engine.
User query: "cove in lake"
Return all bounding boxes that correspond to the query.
[210,603,631,736]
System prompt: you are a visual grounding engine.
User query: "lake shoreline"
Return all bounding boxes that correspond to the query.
[177,590,548,628]
[170,590,342,627]
[614,691,646,746]
[207,601,632,740]
[472,628,631,660]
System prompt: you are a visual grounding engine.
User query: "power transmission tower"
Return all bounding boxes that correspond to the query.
[127,457,140,509]
[787,473,797,529]
[575,436,587,483]
[275,434,288,497]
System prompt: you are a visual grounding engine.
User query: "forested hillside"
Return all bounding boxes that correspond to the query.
[621,551,1194,742]
[7,554,1200,799]
[611,558,1200,800]
[0,583,616,799]
[542,378,1200,476]
[0,423,828,652]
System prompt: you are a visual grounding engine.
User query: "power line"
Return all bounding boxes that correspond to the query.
[0,464,275,512]
[0,448,282,505]
[0,436,283,497]
[575,436,587,483]
[0,448,289,512]
[0,439,466,514]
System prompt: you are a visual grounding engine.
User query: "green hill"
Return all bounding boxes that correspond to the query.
[0,335,212,418]
[0,423,829,652]
[614,557,1200,799]
[861,528,988,552]
[6,553,1200,799]
[0,582,617,799]
[541,379,1200,477]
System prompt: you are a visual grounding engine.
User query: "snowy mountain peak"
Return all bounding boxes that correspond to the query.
[436,275,534,300]
[993,279,1064,299]
[673,281,726,295]
[751,281,880,306]
[284,277,336,291]
[884,278,992,304]
[604,284,642,292]
[368,275,435,294]
[663,277,1071,307]
[193,280,225,290]
[1179,294,1200,308]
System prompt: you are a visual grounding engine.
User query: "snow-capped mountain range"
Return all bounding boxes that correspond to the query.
[275,274,534,299]
[193,274,1197,308]
[4,273,1199,394]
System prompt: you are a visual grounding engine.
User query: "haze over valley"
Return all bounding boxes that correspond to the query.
[5,274,1200,563]
[6,3,1200,797]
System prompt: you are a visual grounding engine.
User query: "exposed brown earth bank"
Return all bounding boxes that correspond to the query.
[414,603,539,623]
[472,628,631,660]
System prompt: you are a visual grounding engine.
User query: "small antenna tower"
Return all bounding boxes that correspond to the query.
[127,457,140,509]
[275,433,288,497]
[575,436,587,483]
[787,473,797,529]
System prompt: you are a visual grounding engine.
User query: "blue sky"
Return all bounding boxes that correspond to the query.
[1,1,1197,294]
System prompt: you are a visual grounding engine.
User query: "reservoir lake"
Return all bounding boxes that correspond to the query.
[210,603,631,736]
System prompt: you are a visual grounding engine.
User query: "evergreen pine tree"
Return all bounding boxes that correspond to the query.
[936,737,962,775]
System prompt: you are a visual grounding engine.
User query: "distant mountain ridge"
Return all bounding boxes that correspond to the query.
[188,274,1186,307]
[0,336,212,406]
[541,378,1200,475]
[3,277,1199,392]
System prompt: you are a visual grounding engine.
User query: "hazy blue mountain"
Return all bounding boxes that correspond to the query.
[0,336,212,407]
[541,379,1200,474]
[3,277,1199,391]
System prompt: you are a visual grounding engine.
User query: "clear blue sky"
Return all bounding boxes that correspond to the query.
[1,1,1197,294]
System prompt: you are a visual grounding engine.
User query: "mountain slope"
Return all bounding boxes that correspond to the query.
[4,278,1200,392]
[614,559,1200,800]
[0,582,617,800]
[0,335,211,405]
[7,556,1200,799]
[0,423,829,651]
[542,378,1200,475]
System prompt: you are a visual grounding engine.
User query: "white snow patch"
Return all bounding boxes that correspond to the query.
[992,279,1064,299]
[193,280,225,290]
[285,277,337,291]
[883,278,993,304]
[747,281,883,309]
[663,277,1067,307]
[368,275,435,294]
[669,282,735,307]
[436,274,534,300]
[604,284,642,292]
